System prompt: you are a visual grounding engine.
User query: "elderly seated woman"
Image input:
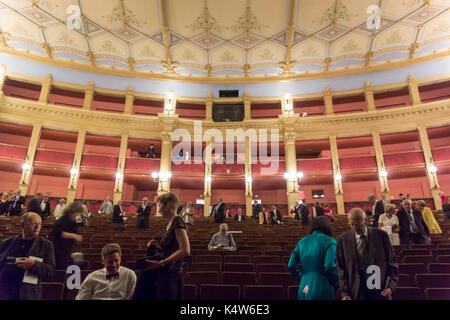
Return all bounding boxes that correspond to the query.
[207,223,237,251]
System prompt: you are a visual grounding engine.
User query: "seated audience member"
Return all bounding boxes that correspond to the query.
[324,204,334,222]
[137,197,151,230]
[208,223,237,252]
[180,201,194,226]
[40,195,51,220]
[49,202,83,270]
[234,208,245,222]
[397,199,431,246]
[147,144,155,158]
[270,205,282,225]
[0,212,55,300]
[288,216,339,300]
[76,243,136,300]
[27,193,44,218]
[225,208,232,219]
[415,200,442,234]
[336,208,398,300]
[0,193,10,216]
[443,197,450,220]
[9,190,25,217]
[100,196,113,214]
[112,201,125,224]
[378,204,400,246]
[53,199,66,220]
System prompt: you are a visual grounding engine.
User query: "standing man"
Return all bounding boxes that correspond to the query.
[336,208,398,300]
[211,198,226,223]
[99,196,113,215]
[299,201,309,225]
[270,205,282,225]
[9,190,25,217]
[112,201,125,224]
[137,197,151,230]
[234,208,246,222]
[397,199,431,246]
[27,193,44,218]
[40,195,51,220]
[0,212,56,300]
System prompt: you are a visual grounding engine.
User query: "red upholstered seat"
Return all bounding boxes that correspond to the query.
[400,249,430,256]
[425,288,450,300]
[223,255,252,264]
[185,271,219,285]
[429,263,450,274]
[437,255,450,263]
[222,272,257,286]
[393,287,426,300]
[259,272,297,288]
[243,285,285,300]
[253,256,281,264]
[432,249,450,256]
[200,284,240,300]
[183,284,197,300]
[398,274,415,287]
[194,255,222,263]
[403,255,435,264]
[256,263,289,274]
[416,274,450,290]
[42,282,65,300]
[288,285,299,300]
[223,263,254,272]
[191,262,221,273]
[398,263,427,276]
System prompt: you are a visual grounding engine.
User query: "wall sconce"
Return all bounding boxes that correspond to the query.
[380,170,388,177]
[69,168,78,189]
[205,176,212,183]
[335,173,342,181]
[284,171,303,192]
[165,91,174,113]
[428,165,437,173]
[152,171,172,192]
[22,163,31,171]
[246,176,252,183]
[115,172,123,180]
[284,92,293,114]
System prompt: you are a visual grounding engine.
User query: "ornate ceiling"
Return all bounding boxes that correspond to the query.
[0,0,449,82]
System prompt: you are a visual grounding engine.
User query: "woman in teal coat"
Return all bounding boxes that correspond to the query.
[288,216,339,300]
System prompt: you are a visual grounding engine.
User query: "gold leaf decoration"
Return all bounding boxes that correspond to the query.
[341,39,360,52]
[141,46,157,58]
[230,2,268,34]
[301,46,318,57]
[313,1,360,26]
[258,49,274,61]
[56,31,74,45]
[432,20,450,35]
[186,1,224,34]
[181,49,197,61]
[384,31,405,45]
[102,0,147,28]
[219,51,237,63]
[101,40,117,52]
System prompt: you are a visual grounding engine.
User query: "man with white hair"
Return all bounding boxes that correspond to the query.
[207,223,237,251]
[397,199,430,246]
[0,212,55,299]
[76,243,136,300]
[336,208,398,300]
[99,196,113,215]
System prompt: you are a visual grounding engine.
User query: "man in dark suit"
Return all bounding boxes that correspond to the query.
[211,198,226,223]
[137,197,151,230]
[336,208,398,300]
[397,199,431,246]
[0,212,55,300]
[234,208,246,222]
[253,202,263,220]
[112,201,124,224]
[40,195,51,220]
[27,193,43,217]
[9,190,25,216]
[269,205,282,225]
[299,201,309,225]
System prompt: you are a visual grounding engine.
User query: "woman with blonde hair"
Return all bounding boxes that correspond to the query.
[378,204,400,246]
[415,200,442,234]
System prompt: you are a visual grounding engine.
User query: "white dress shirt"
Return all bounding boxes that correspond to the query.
[53,204,65,220]
[76,266,137,300]
[40,201,46,213]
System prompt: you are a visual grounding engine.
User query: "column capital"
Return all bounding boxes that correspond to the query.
[161,132,172,143]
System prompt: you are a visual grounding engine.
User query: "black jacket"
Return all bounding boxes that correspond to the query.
[397,208,430,244]
[212,203,226,223]
[9,196,25,216]
[234,214,246,221]
[0,235,55,300]
[27,198,42,215]
[41,201,51,218]
[269,209,282,224]
[112,205,124,223]
[137,204,151,216]
[336,227,398,300]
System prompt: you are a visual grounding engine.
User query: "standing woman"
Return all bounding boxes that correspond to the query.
[288,216,339,300]
[144,192,190,300]
[49,202,83,269]
[0,193,10,215]
[414,200,442,235]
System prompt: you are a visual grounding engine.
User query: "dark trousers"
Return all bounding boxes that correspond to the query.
[156,268,183,300]
[357,271,382,300]
[137,215,149,229]
[406,233,427,246]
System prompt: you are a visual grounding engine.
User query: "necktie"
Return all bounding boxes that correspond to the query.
[106,273,119,280]
[358,235,370,270]
[409,211,417,233]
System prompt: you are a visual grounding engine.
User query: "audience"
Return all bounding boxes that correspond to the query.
[40,195,51,220]
[378,204,400,246]
[443,196,450,220]
[323,204,334,222]
[112,201,125,224]
[253,202,263,220]
[147,144,156,158]
[27,193,44,218]
[234,208,245,222]
[414,200,442,234]
[208,223,237,252]
[143,192,190,300]
[288,216,339,300]
[0,193,10,216]
[225,208,232,219]
[211,198,226,223]
[299,201,309,225]
[136,197,151,230]
[9,190,25,217]
[269,205,282,225]
[99,196,113,215]
[397,199,431,246]
[0,212,55,300]
[259,207,268,225]
[76,243,136,300]
[336,208,398,300]
[49,202,83,269]
[53,199,66,220]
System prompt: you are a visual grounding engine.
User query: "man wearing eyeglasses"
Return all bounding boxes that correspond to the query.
[397,199,431,246]
[336,208,398,300]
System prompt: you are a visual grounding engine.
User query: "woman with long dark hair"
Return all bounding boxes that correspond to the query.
[288,216,339,300]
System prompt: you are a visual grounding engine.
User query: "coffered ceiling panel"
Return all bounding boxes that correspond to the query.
[0,0,448,81]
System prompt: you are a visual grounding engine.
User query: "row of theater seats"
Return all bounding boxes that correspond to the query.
[1,212,450,300]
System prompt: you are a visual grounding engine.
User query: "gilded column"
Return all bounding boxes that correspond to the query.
[418,126,442,210]
[38,73,52,104]
[365,81,376,112]
[113,134,128,204]
[372,132,390,199]
[244,91,251,120]
[204,139,212,216]
[19,124,42,195]
[83,80,94,110]
[67,130,86,205]
[408,74,422,105]
[123,85,134,114]
[245,136,253,216]
[205,92,213,121]
[329,136,345,215]
[324,86,334,115]
[158,132,173,194]
[284,131,298,215]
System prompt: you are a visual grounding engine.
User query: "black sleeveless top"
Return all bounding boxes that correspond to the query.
[159,216,187,271]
